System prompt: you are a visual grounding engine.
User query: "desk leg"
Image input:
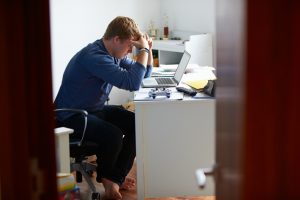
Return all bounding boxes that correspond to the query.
[135,105,145,200]
[55,134,70,173]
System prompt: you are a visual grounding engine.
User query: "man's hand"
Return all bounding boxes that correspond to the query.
[144,34,153,66]
[145,34,153,50]
[130,33,153,68]
[131,33,149,49]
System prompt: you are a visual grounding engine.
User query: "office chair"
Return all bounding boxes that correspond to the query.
[55,108,101,200]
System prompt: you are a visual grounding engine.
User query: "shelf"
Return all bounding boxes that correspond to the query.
[152,40,185,53]
[151,34,213,66]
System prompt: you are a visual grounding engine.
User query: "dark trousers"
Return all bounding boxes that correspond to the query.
[59,105,136,185]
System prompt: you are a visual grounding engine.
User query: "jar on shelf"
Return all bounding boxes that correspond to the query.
[163,14,169,39]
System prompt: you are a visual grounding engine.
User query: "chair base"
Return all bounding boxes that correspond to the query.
[71,161,100,200]
[92,192,101,200]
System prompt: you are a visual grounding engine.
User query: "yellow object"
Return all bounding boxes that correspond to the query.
[184,80,208,90]
[57,173,76,192]
[153,58,159,67]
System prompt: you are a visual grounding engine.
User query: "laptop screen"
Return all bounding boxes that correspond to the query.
[174,51,191,83]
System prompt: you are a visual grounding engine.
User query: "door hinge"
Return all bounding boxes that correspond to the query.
[30,158,45,200]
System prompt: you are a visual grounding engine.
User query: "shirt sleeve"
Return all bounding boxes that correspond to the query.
[83,53,146,91]
[144,64,152,78]
[120,56,152,78]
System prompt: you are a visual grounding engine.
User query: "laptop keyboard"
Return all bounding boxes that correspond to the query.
[156,77,174,84]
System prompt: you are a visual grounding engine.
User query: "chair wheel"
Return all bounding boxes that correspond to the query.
[86,170,94,176]
[91,192,100,200]
[76,171,82,182]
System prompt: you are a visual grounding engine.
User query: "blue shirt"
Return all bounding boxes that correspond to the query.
[55,39,152,121]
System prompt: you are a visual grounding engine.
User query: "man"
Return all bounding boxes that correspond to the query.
[55,16,153,199]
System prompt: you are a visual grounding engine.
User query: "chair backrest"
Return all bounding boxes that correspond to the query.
[54,108,88,146]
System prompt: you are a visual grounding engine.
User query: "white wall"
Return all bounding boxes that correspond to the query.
[160,0,216,67]
[160,0,215,34]
[50,0,161,100]
[50,0,215,104]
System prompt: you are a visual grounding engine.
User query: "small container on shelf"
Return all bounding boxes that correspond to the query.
[152,50,159,67]
[163,14,169,39]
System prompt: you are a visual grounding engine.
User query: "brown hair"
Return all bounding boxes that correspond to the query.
[103,16,142,40]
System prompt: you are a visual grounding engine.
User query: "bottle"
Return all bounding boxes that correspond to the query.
[149,20,156,39]
[163,14,169,39]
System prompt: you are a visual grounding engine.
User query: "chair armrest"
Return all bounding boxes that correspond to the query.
[54,108,88,116]
[54,108,88,146]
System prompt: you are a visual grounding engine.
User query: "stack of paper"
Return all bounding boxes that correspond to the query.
[182,65,216,90]
[151,64,216,90]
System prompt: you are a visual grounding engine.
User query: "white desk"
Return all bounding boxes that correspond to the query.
[135,96,215,199]
[54,127,73,173]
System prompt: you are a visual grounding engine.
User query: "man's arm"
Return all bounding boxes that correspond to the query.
[132,34,150,67]
[146,34,153,67]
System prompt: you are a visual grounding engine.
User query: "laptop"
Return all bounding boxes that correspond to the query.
[142,51,191,88]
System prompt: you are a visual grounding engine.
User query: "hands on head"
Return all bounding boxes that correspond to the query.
[131,33,153,67]
[131,33,152,50]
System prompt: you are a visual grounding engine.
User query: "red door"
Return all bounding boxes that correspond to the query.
[215,0,300,199]
[0,1,57,199]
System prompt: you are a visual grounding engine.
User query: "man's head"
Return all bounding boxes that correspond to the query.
[103,16,142,59]
[103,16,142,40]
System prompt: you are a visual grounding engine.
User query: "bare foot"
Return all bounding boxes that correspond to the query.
[120,176,136,190]
[101,178,122,200]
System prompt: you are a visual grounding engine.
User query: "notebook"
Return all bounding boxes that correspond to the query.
[142,51,191,88]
